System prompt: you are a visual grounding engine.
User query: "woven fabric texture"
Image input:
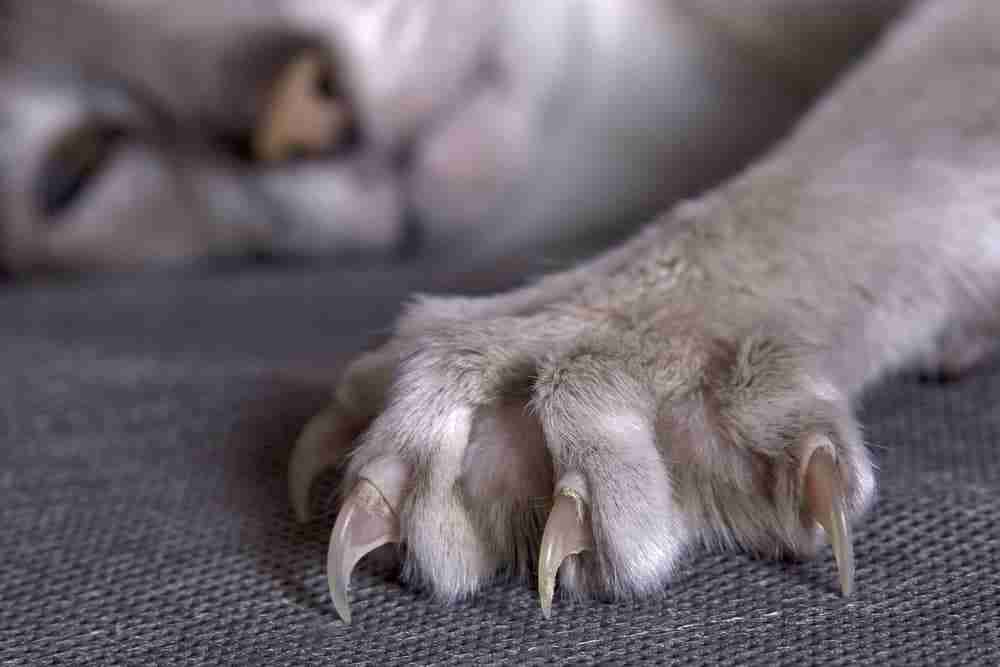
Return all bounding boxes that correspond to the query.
[2,266,998,665]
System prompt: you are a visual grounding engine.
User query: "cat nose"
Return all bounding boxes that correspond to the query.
[253,49,359,163]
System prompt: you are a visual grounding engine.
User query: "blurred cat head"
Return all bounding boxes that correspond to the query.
[0,0,905,278]
[0,0,594,276]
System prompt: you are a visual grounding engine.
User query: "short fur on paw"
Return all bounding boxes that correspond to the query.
[290,266,875,621]
[286,0,1000,622]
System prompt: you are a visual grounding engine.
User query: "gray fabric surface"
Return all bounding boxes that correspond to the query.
[1,265,998,665]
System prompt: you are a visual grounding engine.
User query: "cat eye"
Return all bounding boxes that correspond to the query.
[36,122,125,221]
[314,60,340,101]
[254,50,360,163]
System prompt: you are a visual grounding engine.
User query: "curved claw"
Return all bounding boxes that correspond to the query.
[805,446,855,596]
[538,490,593,618]
[288,406,353,523]
[327,479,401,624]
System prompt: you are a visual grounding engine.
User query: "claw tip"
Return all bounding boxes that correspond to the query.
[536,490,593,618]
[325,479,400,625]
[804,446,856,600]
[288,407,346,524]
[538,571,555,619]
[332,591,353,625]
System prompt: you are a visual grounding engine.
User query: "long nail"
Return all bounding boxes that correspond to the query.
[327,479,401,623]
[805,446,855,596]
[288,407,348,523]
[538,490,593,618]
[254,50,349,163]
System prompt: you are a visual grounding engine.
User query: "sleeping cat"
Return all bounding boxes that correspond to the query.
[0,0,903,276]
[288,0,1000,622]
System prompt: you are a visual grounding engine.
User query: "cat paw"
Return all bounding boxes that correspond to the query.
[289,295,876,622]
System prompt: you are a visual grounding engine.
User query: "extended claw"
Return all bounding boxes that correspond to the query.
[804,446,855,596]
[327,479,401,624]
[288,406,353,523]
[538,489,594,618]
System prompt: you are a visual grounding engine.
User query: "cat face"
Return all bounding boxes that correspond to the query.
[0,0,900,277]
[0,0,565,275]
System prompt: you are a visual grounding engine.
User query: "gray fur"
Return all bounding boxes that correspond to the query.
[0,0,904,275]
[321,0,999,601]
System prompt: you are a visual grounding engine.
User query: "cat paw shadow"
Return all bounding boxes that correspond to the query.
[219,373,355,615]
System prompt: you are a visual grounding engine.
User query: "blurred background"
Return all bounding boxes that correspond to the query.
[0,0,910,284]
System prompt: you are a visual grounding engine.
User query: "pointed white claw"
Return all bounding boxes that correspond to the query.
[538,490,593,618]
[805,446,855,597]
[327,479,401,624]
[288,406,352,523]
